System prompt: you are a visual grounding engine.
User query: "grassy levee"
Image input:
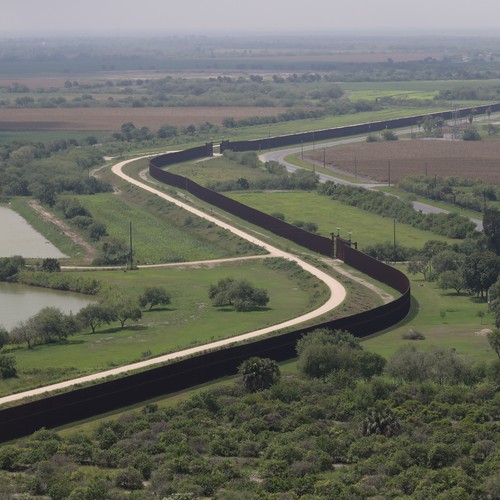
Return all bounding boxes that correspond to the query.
[74,189,266,265]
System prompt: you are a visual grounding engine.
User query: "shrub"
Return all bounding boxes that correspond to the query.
[402,328,426,340]
[209,277,269,311]
[0,354,17,378]
[238,357,281,392]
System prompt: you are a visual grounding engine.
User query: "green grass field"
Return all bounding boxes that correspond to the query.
[228,190,455,249]
[0,259,329,396]
[167,155,275,186]
[362,267,495,362]
[76,189,264,264]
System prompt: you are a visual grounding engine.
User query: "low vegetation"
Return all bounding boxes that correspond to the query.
[0,329,498,498]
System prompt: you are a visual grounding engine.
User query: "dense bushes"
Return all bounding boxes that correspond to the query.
[0,142,110,200]
[0,256,25,282]
[399,174,498,212]
[0,329,498,498]
[56,197,108,242]
[319,181,476,239]
[16,270,101,295]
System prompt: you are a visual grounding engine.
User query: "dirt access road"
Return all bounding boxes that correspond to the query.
[0,154,346,406]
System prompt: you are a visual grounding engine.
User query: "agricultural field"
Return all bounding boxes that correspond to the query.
[342,78,500,101]
[0,106,288,132]
[306,137,500,185]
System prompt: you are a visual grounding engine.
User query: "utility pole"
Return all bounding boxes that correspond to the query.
[129,221,133,270]
[388,160,391,187]
[393,218,397,262]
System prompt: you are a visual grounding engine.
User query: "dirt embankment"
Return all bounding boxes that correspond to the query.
[28,200,96,263]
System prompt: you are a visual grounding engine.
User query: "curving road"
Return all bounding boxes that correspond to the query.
[0,154,346,406]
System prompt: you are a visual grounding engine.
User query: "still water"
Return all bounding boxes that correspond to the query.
[0,282,93,330]
[0,205,66,258]
[0,206,90,330]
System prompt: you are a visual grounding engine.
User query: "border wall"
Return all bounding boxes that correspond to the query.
[0,119,417,442]
[220,103,500,153]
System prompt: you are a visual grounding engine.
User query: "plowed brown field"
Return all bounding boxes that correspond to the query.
[0,106,287,131]
[307,139,500,184]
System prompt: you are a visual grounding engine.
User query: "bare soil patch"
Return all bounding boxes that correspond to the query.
[0,106,287,132]
[306,139,500,184]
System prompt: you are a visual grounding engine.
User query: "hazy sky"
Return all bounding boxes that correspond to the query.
[2,0,500,36]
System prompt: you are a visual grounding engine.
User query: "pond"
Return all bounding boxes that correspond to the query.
[0,282,93,330]
[0,205,66,258]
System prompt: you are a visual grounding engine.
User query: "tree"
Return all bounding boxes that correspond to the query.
[488,279,500,328]
[209,277,269,312]
[121,122,137,141]
[32,181,57,207]
[462,127,481,141]
[107,294,142,328]
[0,326,9,350]
[115,467,144,490]
[483,208,500,255]
[0,354,17,379]
[34,307,78,343]
[386,345,428,383]
[39,258,61,273]
[76,303,116,333]
[487,330,500,359]
[388,345,472,385]
[10,318,38,349]
[238,357,281,392]
[296,328,384,380]
[88,222,107,242]
[463,251,500,297]
[407,255,431,280]
[139,286,171,311]
[432,250,464,275]
[362,406,401,437]
[157,124,177,139]
[296,328,361,355]
[381,129,398,141]
[438,270,466,294]
[94,237,129,266]
[357,350,387,379]
[0,255,25,281]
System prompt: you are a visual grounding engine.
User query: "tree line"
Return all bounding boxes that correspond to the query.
[399,175,499,213]
[318,181,477,239]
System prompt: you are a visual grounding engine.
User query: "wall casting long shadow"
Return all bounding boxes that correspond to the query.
[0,122,413,442]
